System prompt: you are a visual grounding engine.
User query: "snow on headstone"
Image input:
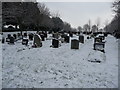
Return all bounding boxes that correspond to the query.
[33,34,42,47]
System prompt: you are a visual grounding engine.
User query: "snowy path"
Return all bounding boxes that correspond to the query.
[2,34,118,88]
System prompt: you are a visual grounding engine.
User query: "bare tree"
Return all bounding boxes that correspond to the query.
[37,3,50,16]
[51,10,60,18]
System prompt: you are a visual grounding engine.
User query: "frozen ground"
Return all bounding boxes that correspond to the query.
[1,32,118,88]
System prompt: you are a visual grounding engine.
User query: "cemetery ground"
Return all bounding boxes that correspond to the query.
[1,32,118,88]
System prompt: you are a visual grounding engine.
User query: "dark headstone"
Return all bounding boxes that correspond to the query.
[9,36,14,44]
[52,39,59,48]
[8,34,11,39]
[24,33,27,37]
[40,34,45,41]
[28,33,33,40]
[94,43,105,52]
[13,34,17,39]
[17,33,21,37]
[2,37,5,43]
[22,39,28,45]
[33,34,42,47]
[71,39,79,49]
[79,35,84,43]
[64,35,70,43]
[69,33,73,37]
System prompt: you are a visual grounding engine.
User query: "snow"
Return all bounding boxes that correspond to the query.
[1,32,118,88]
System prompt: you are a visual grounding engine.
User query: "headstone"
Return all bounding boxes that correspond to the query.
[17,33,21,37]
[2,37,5,43]
[6,34,11,42]
[33,34,42,47]
[94,43,105,52]
[24,33,27,37]
[79,35,84,43]
[13,34,17,39]
[40,34,45,41]
[71,39,79,49]
[22,39,28,45]
[9,36,14,44]
[64,35,70,43]
[94,37,102,43]
[52,39,59,48]
[69,33,73,37]
[28,33,33,40]
[8,34,11,38]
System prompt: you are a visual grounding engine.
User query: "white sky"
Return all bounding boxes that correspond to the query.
[37,0,115,28]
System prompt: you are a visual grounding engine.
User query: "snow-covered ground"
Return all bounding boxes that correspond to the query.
[1,32,118,88]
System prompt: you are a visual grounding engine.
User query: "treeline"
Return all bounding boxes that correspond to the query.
[2,2,76,33]
[104,0,120,38]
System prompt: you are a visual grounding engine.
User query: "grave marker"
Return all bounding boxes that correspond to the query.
[71,39,79,49]
[22,39,28,45]
[52,39,59,48]
[9,36,15,44]
[79,35,84,43]
[94,43,105,52]
[33,34,42,47]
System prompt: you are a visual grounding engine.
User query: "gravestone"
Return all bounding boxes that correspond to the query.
[8,34,11,38]
[64,35,70,43]
[6,34,11,42]
[17,33,21,37]
[44,32,47,38]
[13,34,17,39]
[40,34,45,41]
[9,36,15,44]
[94,43,105,52]
[24,33,27,37]
[33,34,42,47]
[28,33,33,40]
[71,39,79,49]
[52,39,59,48]
[79,35,84,43]
[69,33,73,37]
[22,39,28,45]
[94,37,102,43]
[2,37,5,43]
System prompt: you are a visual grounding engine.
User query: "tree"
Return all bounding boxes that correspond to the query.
[77,26,82,32]
[91,25,98,33]
[63,22,71,32]
[83,24,90,32]
[52,17,64,32]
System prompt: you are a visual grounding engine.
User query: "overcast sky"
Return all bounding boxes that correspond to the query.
[37,1,115,29]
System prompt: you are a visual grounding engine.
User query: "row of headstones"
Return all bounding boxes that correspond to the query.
[93,34,106,53]
[2,33,34,44]
[52,35,84,49]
